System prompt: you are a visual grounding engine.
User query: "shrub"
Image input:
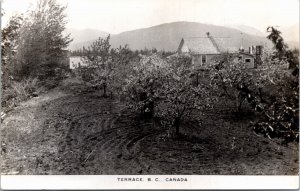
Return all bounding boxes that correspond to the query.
[123,54,167,118]
[156,55,213,137]
[124,54,214,137]
[2,77,38,111]
[249,27,299,144]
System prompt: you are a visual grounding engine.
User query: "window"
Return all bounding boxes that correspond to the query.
[202,55,207,64]
[245,58,251,63]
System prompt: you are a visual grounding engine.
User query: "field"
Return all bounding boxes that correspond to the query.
[1,78,298,175]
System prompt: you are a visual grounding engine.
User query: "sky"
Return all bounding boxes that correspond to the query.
[1,0,299,34]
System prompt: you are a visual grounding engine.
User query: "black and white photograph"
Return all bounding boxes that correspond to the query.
[0,0,299,189]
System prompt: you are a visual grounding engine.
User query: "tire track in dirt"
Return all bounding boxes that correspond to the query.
[76,117,163,174]
[45,94,234,174]
[134,120,228,174]
[2,85,298,175]
[42,92,162,174]
[26,89,300,175]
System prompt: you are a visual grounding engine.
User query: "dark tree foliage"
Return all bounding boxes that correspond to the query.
[251,27,299,144]
[267,26,299,71]
[71,49,85,57]
[16,0,72,87]
[79,35,112,96]
[267,26,288,60]
[1,15,23,88]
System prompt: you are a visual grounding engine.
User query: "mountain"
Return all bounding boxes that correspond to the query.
[65,28,110,50]
[226,24,265,37]
[68,21,274,51]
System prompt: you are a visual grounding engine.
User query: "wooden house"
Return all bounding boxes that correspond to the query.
[69,56,88,69]
[238,52,255,68]
[177,33,262,69]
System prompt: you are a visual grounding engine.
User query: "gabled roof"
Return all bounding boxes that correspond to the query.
[178,36,239,54]
[213,38,240,53]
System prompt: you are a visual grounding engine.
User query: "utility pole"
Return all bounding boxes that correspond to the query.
[240,32,244,51]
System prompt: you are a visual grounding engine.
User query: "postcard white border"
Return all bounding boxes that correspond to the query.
[0,175,299,190]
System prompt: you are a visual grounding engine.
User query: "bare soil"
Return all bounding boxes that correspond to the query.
[1,79,298,175]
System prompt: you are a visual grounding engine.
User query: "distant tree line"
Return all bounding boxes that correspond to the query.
[71,46,174,58]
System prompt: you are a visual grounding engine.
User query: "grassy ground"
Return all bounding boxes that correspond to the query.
[1,78,298,175]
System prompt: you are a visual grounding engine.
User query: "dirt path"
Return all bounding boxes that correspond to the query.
[1,83,298,175]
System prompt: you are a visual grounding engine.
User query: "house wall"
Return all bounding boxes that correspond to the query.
[240,54,255,68]
[69,56,88,69]
[191,54,219,69]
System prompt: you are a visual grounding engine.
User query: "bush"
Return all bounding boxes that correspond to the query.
[123,54,167,118]
[156,54,213,137]
[249,27,299,144]
[124,54,214,137]
[2,78,38,111]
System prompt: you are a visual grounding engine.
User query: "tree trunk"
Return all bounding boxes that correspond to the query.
[236,93,244,113]
[148,101,154,118]
[173,117,181,137]
[258,87,265,103]
[103,83,107,97]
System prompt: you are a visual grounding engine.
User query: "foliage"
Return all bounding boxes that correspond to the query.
[210,52,298,143]
[159,50,175,58]
[210,53,262,113]
[2,78,38,112]
[124,54,214,137]
[1,15,23,89]
[78,35,112,96]
[267,26,299,71]
[251,58,299,143]
[156,55,213,136]
[208,28,298,143]
[1,0,71,113]
[109,45,140,97]
[267,26,287,60]
[251,27,299,143]
[251,67,298,143]
[15,0,72,83]
[123,54,167,118]
[71,48,85,57]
